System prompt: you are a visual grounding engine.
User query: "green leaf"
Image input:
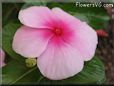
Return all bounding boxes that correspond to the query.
[23,0,52,3]
[39,56,106,84]
[2,23,25,64]
[47,2,109,30]
[2,3,24,26]
[22,0,47,10]
[0,32,2,47]
[2,59,42,85]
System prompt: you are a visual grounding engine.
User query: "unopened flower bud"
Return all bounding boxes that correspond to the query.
[25,58,36,68]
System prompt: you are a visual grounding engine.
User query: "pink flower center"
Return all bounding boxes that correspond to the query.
[52,28,63,36]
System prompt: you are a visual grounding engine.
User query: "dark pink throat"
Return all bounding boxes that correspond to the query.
[52,28,63,36]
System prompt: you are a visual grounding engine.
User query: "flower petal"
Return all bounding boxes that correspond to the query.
[0,49,6,68]
[52,7,81,26]
[19,6,55,28]
[37,38,84,80]
[12,26,52,58]
[63,22,98,61]
[52,8,97,61]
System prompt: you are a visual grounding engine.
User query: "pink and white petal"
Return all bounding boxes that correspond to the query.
[12,26,52,58]
[37,38,84,80]
[52,7,81,28]
[63,22,98,61]
[0,49,6,68]
[19,6,55,28]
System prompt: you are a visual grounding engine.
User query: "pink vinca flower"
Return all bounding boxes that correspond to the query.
[0,49,6,68]
[13,6,98,80]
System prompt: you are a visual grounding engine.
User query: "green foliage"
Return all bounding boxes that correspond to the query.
[2,23,25,64]
[2,60,41,85]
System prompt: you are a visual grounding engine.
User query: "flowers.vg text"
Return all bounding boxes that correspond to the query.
[76,2,113,7]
